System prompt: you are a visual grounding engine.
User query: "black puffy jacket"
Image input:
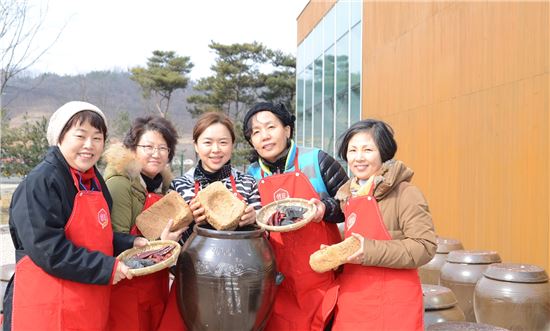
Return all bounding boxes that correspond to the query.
[3,147,135,331]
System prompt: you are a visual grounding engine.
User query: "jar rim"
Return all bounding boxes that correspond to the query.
[446,250,501,264]
[436,237,464,253]
[483,263,549,283]
[194,223,265,239]
[422,284,458,309]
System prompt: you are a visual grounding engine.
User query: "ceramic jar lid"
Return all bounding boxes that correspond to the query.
[446,250,501,264]
[422,284,458,309]
[0,263,15,281]
[436,237,464,253]
[483,263,549,283]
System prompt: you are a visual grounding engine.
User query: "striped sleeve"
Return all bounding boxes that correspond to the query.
[170,174,195,203]
[232,168,262,210]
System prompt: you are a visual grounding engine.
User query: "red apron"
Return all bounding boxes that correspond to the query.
[156,176,242,331]
[110,192,170,331]
[259,150,341,331]
[332,185,423,331]
[11,170,114,331]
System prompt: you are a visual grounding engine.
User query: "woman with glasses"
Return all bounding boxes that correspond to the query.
[103,115,186,331]
[156,111,261,331]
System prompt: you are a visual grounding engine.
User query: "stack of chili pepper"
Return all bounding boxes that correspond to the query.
[123,245,175,269]
[267,206,307,226]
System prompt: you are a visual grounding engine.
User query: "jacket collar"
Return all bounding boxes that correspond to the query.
[336,159,414,203]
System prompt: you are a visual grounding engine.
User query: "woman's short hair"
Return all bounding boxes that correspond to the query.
[123,115,179,162]
[58,111,107,144]
[337,119,397,163]
[193,112,235,143]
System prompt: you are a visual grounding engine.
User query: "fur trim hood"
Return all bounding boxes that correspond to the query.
[102,143,173,192]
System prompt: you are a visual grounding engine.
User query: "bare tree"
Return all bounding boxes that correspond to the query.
[1,0,64,94]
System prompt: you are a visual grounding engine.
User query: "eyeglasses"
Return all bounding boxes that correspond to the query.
[136,145,170,155]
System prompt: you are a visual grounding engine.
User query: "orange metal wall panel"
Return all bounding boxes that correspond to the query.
[361,1,549,270]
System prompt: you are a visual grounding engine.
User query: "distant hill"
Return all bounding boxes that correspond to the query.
[2,71,197,143]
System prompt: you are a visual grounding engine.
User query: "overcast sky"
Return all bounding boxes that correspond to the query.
[25,0,309,80]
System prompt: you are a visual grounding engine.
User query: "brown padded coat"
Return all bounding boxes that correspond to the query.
[335,160,437,269]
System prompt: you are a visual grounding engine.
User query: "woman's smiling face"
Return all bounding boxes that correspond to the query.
[58,120,105,172]
[346,131,382,180]
[249,111,291,163]
[194,122,233,172]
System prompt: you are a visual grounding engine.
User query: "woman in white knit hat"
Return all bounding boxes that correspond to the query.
[2,101,147,331]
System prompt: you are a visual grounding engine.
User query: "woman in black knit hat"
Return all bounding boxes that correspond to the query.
[243,102,348,331]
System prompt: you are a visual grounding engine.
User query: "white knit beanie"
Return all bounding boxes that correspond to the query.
[46,101,107,146]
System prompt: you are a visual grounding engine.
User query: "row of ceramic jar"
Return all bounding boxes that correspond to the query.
[418,237,550,331]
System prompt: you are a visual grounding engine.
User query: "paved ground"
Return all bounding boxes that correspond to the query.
[1,182,19,266]
[1,226,14,266]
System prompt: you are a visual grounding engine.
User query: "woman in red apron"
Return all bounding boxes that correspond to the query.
[104,116,186,331]
[243,102,349,331]
[157,112,262,330]
[2,102,143,331]
[331,119,437,330]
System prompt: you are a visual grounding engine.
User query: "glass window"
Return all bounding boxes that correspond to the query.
[313,55,323,147]
[304,64,313,147]
[323,46,335,155]
[323,8,335,52]
[351,1,362,26]
[295,0,361,156]
[350,22,361,125]
[296,70,304,145]
[297,42,305,73]
[335,32,349,141]
[313,25,323,59]
[335,1,349,39]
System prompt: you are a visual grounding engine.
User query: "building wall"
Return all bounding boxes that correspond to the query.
[361,1,549,270]
[298,1,549,270]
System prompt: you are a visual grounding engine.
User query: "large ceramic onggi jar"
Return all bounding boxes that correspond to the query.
[419,237,464,285]
[474,263,550,331]
[176,224,278,331]
[423,284,465,327]
[427,321,509,331]
[440,250,501,322]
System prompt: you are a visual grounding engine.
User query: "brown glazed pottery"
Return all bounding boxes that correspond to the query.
[474,263,550,331]
[427,321,510,330]
[423,284,466,327]
[419,237,464,285]
[440,250,501,322]
[176,224,279,331]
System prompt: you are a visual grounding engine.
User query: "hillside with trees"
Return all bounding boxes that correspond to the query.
[1,43,295,177]
[2,70,197,136]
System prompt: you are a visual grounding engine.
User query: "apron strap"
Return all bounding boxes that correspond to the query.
[69,168,100,192]
[260,148,300,178]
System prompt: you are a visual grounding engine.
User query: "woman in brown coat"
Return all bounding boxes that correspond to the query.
[331,119,437,330]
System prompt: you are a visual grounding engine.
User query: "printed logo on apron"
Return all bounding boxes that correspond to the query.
[98,208,109,229]
[346,212,357,231]
[273,188,290,201]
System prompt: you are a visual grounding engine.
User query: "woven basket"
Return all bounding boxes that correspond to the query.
[117,240,180,277]
[256,198,317,232]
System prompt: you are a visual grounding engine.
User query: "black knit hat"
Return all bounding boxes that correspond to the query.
[243,102,295,142]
